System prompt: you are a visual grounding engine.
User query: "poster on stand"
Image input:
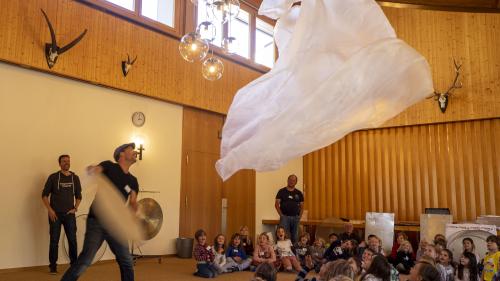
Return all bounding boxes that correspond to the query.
[365,212,394,254]
[420,214,453,243]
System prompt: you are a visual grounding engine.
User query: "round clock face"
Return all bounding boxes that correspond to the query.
[132,112,145,127]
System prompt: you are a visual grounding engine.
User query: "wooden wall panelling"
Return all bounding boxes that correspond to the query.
[381,7,500,126]
[0,0,261,114]
[1,1,500,124]
[303,118,500,223]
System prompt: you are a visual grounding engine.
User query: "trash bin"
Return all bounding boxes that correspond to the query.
[176,237,194,258]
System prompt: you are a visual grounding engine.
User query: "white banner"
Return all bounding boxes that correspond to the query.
[445,223,497,262]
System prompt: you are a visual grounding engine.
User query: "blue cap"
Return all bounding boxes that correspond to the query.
[113,143,135,161]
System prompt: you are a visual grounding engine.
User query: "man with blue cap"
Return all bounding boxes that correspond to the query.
[60,143,139,281]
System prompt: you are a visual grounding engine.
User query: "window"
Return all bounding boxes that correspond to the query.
[228,9,250,58]
[141,0,175,27]
[105,0,135,11]
[80,0,181,36]
[255,18,275,68]
[195,2,276,70]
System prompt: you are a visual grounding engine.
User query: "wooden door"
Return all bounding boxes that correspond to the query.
[180,107,223,240]
[180,107,257,243]
[181,151,222,240]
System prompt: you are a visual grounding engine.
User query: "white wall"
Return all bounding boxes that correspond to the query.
[255,158,303,236]
[0,62,182,269]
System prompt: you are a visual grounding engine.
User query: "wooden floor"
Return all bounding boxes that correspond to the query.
[0,257,302,281]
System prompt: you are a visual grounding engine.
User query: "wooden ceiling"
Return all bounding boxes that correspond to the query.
[244,0,500,13]
[378,0,500,12]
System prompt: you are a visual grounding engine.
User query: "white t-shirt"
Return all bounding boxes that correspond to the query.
[276,239,294,257]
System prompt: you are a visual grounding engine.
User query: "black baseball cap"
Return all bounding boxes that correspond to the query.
[113,143,135,161]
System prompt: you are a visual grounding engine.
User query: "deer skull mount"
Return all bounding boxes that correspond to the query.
[121,54,138,77]
[41,9,87,69]
[428,59,463,113]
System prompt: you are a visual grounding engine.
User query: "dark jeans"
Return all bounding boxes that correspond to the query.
[49,213,77,268]
[60,217,134,281]
[195,263,218,278]
[279,215,300,243]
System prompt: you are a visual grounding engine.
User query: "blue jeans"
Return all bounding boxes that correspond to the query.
[195,263,218,278]
[60,217,134,281]
[279,215,300,243]
[49,213,77,268]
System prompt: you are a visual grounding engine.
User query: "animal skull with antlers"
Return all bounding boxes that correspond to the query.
[121,54,138,77]
[428,59,463,113]
[41,9,87,69]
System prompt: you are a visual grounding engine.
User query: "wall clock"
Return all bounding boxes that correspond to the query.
[132,112,145,127]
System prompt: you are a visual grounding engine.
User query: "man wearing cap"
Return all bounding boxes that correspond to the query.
[60,143,139,281]
[42,154,82,274]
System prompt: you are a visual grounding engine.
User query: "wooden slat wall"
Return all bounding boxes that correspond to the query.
[381,7,500,126]
[0,1,500,125]
[303,118,500,222]
[0,0,261,114]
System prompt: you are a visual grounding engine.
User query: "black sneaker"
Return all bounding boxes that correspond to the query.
[49,267,57,275]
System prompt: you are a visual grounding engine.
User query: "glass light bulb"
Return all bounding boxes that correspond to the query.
[196,21,217,42]
[179,32,209,62]
[202,57,224,81]
[211,0,239,24]
[222,36,237,55]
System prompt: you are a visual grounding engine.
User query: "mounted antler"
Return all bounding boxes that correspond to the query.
[41,9,87,69]
[427,59,463,113]
[121,54,138,77]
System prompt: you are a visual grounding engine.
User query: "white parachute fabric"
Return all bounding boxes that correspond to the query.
[216,0,434,181]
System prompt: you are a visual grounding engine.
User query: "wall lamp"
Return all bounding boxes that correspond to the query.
[137,144,145,160]
[132,135,145,161]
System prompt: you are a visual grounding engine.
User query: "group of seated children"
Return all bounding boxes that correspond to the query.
[193,223,500,281]
[410,232,500,281]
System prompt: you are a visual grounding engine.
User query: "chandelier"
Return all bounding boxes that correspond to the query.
[179,0,241,81]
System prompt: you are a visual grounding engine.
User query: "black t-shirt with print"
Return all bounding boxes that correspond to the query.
[42,171,82,213]
[88,160,139,218]
[275,187,304,216]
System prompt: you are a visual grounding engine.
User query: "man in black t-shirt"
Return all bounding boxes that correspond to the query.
[42,154,82,274]
[275,174,304,243]
[61,143,139,281]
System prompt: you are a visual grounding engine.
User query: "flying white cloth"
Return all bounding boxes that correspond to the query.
[87,174,144,245]
[216,0,434,181]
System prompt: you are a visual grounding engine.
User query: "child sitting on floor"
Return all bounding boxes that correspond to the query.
[193,229,218,278]
[253,232,276,267]
[482,235,500,281]
[226,233,252,272]
[394,240,415,274]
[240,225,254,257]
[437,248,455,281]
[294,233,311,267]
[212,233,227,273]
[275,225,302,272]
[310,237,326,273]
